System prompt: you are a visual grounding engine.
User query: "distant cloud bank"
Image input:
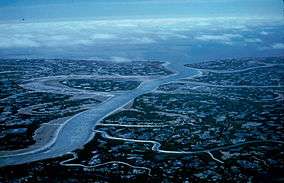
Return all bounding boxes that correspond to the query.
[0,17,283,54]
[195,34,243,45]
[271,43,284,49]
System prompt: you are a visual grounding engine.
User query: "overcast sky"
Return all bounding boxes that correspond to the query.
[0,0,283,22]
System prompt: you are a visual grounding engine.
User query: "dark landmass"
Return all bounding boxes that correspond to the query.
[0,57,283,182]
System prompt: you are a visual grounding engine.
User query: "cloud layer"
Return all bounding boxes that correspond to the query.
[0,17,283,52]
[195,34,243,45]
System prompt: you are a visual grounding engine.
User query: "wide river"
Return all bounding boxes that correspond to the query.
[0,61,199,167]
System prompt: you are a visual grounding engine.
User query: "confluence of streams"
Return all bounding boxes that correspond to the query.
[0,62,199,167]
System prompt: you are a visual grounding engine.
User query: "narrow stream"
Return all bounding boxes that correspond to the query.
[0,62,198,167]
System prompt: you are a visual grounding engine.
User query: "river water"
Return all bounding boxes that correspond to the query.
[0,61,199,167]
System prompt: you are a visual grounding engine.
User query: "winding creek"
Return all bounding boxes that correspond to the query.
[0,62,199,167]
[1,61,283,169]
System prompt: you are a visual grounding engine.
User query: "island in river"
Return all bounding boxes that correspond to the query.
[0,57,283,182]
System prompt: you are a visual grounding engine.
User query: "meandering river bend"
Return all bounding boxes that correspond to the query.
[0,61,199,167]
